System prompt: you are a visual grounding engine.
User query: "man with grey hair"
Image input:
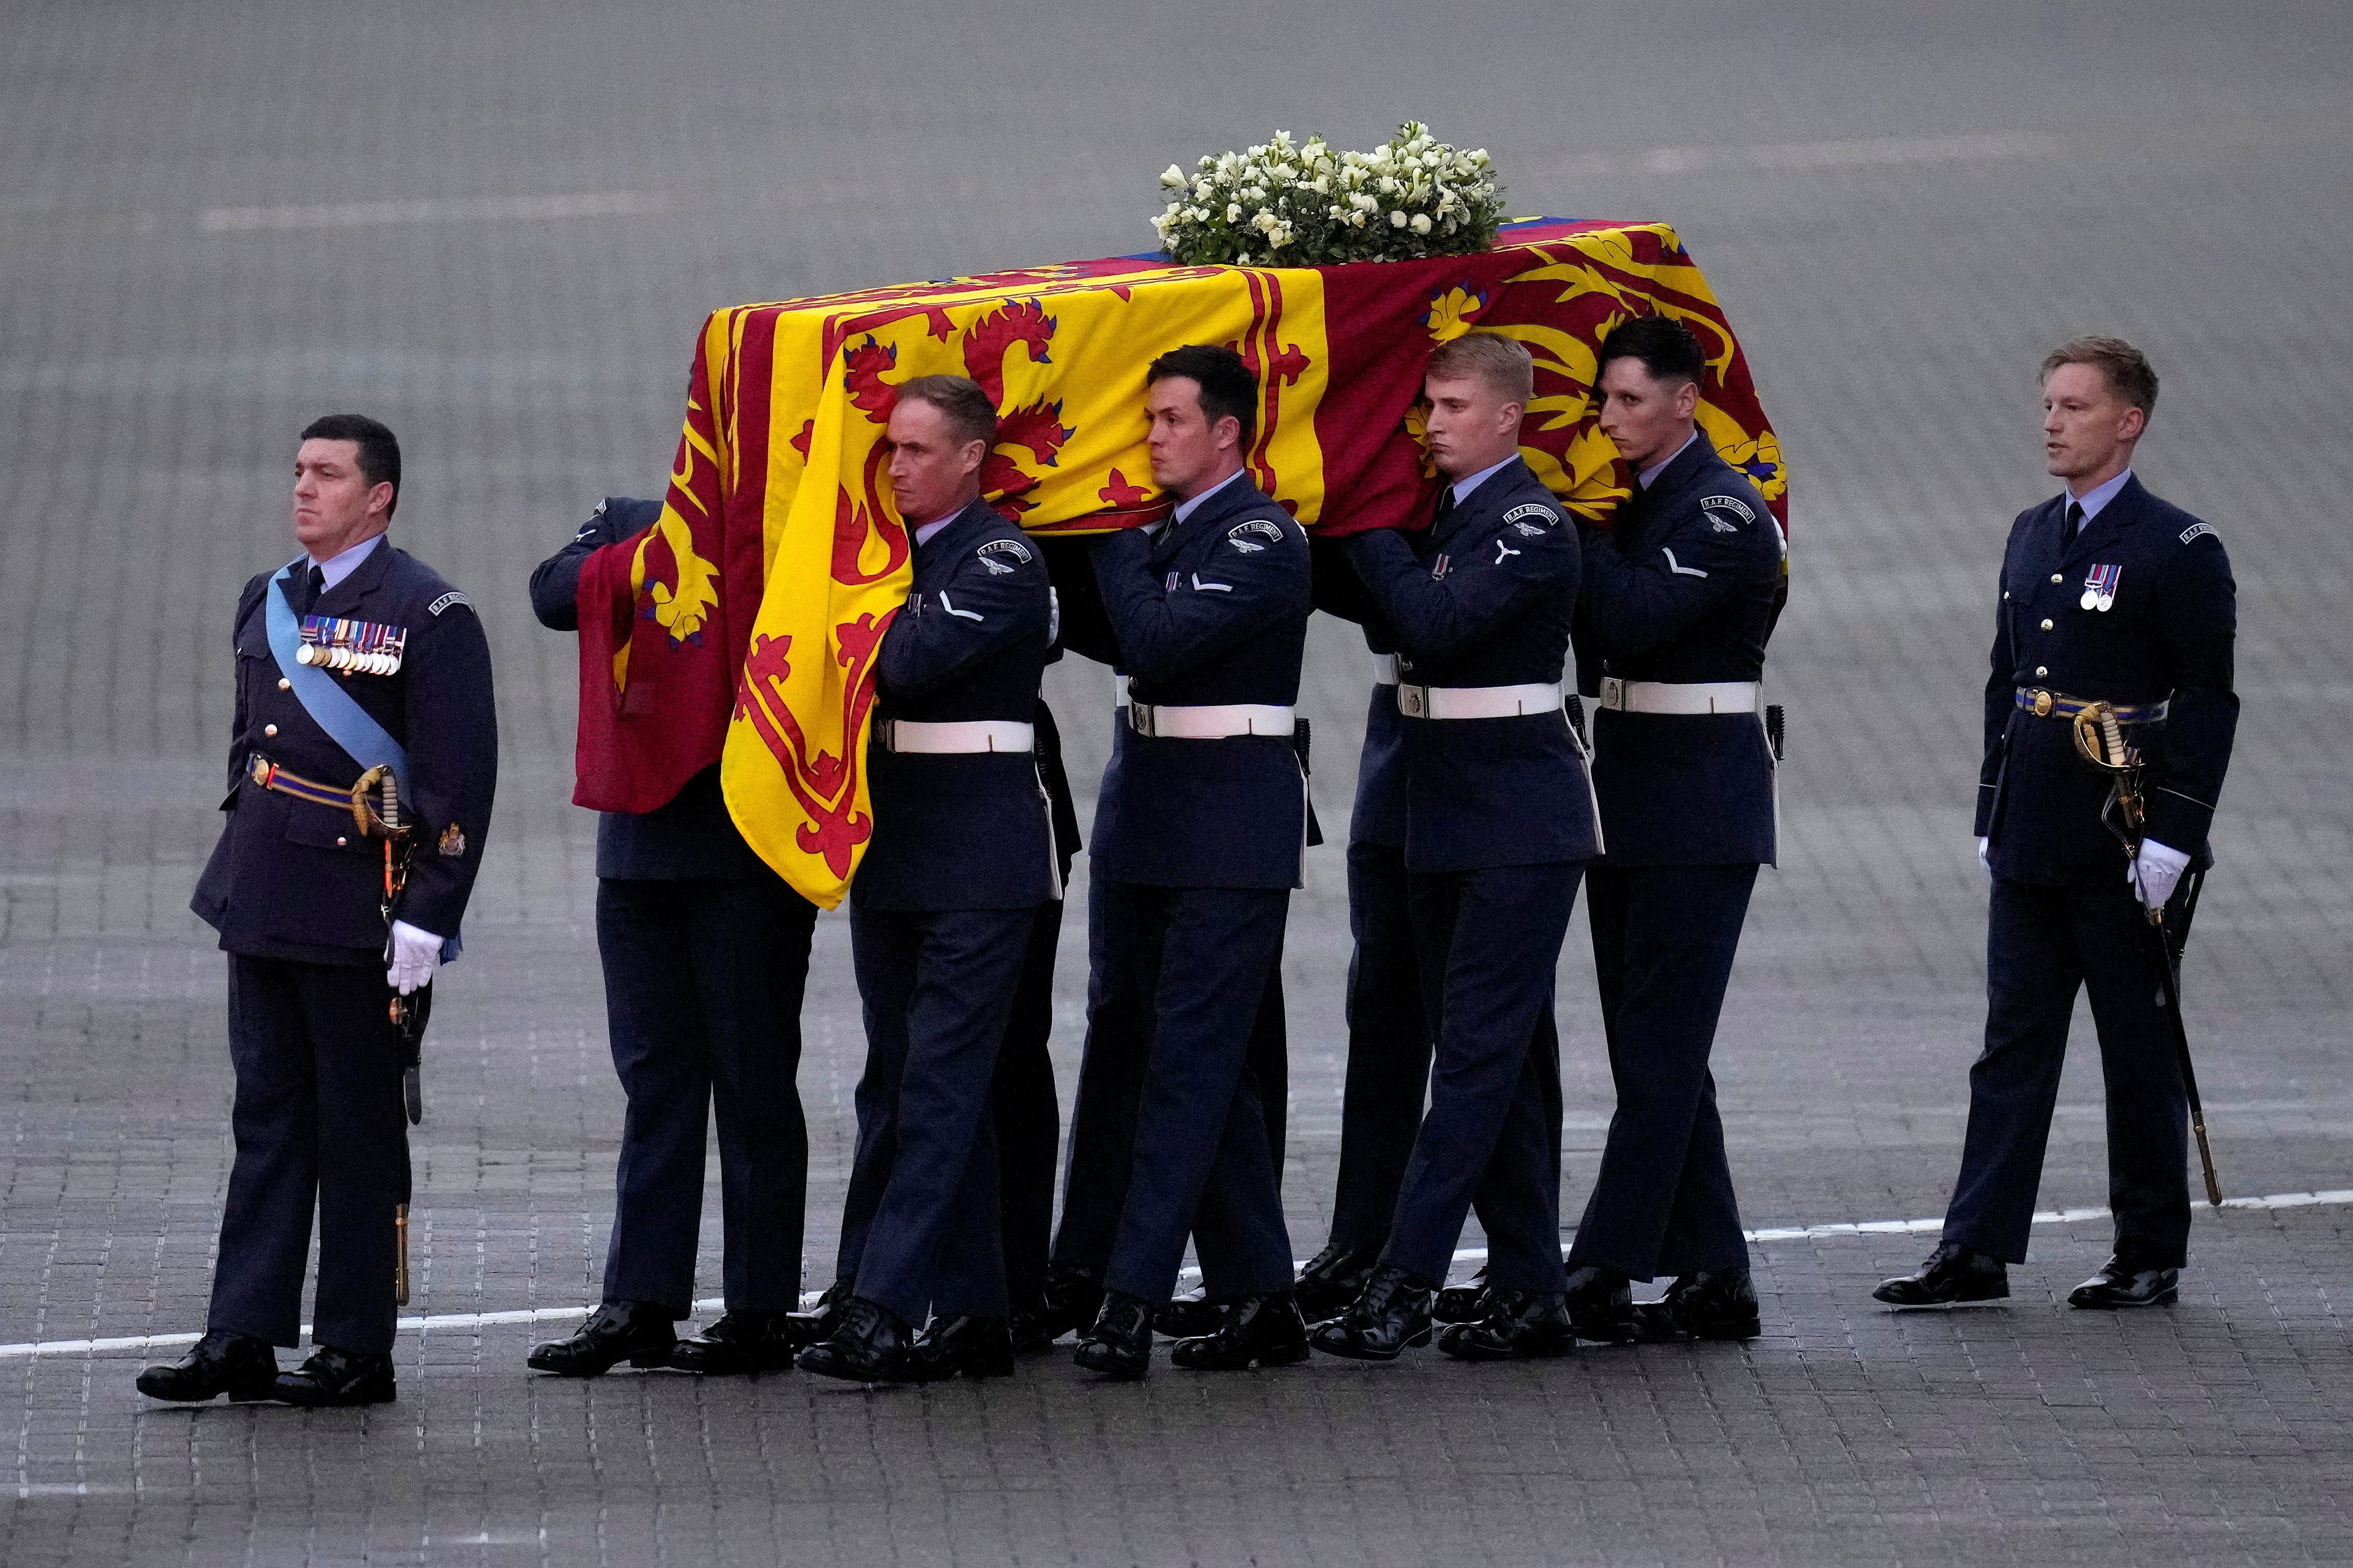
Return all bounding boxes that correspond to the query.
[1879,336,2237,1312]
[1313,333,1600,1363]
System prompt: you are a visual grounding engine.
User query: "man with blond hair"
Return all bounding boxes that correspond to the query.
[1879,337,2237,1312]
[1312,333,1600,1364]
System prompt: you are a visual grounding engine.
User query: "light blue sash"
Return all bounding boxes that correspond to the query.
[264,557,461,961]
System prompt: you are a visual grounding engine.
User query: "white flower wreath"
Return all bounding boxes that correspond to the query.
[1151,122,1505,267]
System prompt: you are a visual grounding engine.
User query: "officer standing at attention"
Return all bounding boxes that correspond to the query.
[138,416,497,1407]
[795,376,1057,1382]
[522,499,818,1378]
[1069,344,1315,1379]
[1313,335,1597,1363]
[1878,337,2236,1312]
[1565,317,1784,1344]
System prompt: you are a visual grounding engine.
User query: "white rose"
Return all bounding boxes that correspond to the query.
[1161,164,1187,188]
[1226,202,1243,223]
[1390,210,1408,228]
[1411,213,1433,235]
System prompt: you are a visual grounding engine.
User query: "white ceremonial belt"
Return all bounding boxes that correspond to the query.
[878,719,1035,754]
[1396,681,1563,720]
[1128,702,1296,739]
[1370,653,1400,686]
[1595,678,1761,716]
[1113,673,1130,708]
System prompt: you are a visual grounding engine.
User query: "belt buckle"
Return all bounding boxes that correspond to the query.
[1129,702,1154,739]
[1397,684,1427,719]
[2030,689,2053,718]
[1600,676,1624,712]
[874,719,895,752]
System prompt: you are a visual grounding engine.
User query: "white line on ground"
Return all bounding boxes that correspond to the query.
[7,1188,2345,1363]
[197,191,669,233]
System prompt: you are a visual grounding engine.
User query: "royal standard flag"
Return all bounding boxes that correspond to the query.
[572,218,1786,908]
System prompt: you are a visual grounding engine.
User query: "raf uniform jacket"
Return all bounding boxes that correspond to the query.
[1572,435,1783,867]
[1088,476,1312,890]
[193,536,498,963]
[855,496,1058,912]
[528,497,770,881]
[1340,458,1599,873]
[1309,542,1407,849]
[1975,475,2237,885]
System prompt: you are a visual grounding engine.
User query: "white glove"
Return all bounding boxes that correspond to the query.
[1977,837,1991,877]
[387,919,444,996]
[2129,839,2190,912]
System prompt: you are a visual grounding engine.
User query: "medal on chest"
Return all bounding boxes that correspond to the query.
[2078,564,2120,613]
[295,614,408,675]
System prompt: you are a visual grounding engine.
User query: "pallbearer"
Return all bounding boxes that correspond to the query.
[796,375,1059,1382]
[524,497,817,1378]
[1312,335,1597,1364]
[1069,345,1314,1380]
[1878,337,2236,1312]
[138,416,497,1408]
[1564,316,1784,1344]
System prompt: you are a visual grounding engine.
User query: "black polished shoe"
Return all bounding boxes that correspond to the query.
[1153,1289,1227,1339]
[1564,1264,1638,1344]
[794,1296,917,1382]
[1169,1293,1310,1371]
[1309,1264,1434,1362]
[906,1316,1015,1381]
[1071,1290,1154,1380]
[1431,1266,1492,1326]
[1438,1288,1577,1362]
[1014,1264,1103,1354]
[1293,1240,1383,1323]
[1873,1242,2009,1308]
[2067,1256,2180,1309]
[1635,1269,1761,1342]
[272,1345,396,1407]
[782,1276,855,1351]
[527,1300,677,1376]
[135,1331,280,1403]
[668,1310,798,1375]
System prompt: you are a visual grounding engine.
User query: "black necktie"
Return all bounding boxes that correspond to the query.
[1432,486,1455,526]
[2066,500,2085,541]
[300,564,326,614]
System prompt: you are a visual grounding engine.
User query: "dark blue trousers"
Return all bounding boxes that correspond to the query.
[1382,862,1581,1292]
[595,877,815,1316]
[1052,859,1289,1285]
[1943,875,2191,1267]
[992,896,1065,1309]
[209,955,408,1354]
[1099,882,1295,1303]
[845,904,1037,1323]
[1569,863,1757,1281]
[1330,841,1559,1251]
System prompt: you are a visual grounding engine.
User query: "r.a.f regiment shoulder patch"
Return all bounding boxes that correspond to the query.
[2178,521,2217,546]
[1699,494,1756,534]
[427,590,471,617]
[1502,503,1559,529]
[1227,519,1284,553]
[977,537,1034,569]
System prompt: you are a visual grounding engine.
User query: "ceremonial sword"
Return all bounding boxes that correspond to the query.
[2072,705,2224,1206]
[353,764,429,1304]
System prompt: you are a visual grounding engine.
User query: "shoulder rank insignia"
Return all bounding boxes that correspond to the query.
[295,615,407,675]
[427,590,470,617]
[1227,519,1284,552]
[976,537,1033,573]
[1501,503,1559,529]
[438,822,466,858]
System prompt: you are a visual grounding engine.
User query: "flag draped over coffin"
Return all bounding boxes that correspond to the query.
[573,217,1787,908]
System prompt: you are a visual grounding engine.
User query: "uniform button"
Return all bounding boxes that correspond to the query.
[277,677,291,690]
[336,836,348,847]
[2050,573,2063,583]
[2040,618,2053,631]
[2035,666,2048,677]
[263,723,278,736]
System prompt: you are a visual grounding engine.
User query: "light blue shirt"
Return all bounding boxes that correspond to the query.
[1636,430,1699,492]
[2066,468,2135,528]
[913,503,973,548]
[311,532,387,592]
[1448,455,1519,507]
[1164,467,1247,531]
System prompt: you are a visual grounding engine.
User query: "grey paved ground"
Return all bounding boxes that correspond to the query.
[3,1,2350,1563]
